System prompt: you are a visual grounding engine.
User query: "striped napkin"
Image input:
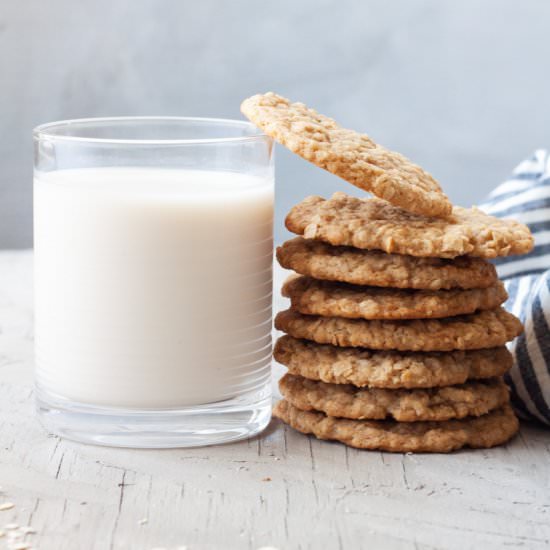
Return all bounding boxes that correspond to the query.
[480,150,550,426]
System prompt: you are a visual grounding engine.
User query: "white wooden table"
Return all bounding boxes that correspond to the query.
[1,251,549,550]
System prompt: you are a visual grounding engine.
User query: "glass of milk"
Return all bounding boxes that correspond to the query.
[33,117,274,448]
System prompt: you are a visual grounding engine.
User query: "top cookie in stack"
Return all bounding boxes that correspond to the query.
[241,92,534,453]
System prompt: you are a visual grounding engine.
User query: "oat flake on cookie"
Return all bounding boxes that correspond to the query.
[241,92,452,218]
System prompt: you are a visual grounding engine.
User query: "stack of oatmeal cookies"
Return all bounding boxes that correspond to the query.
[241,92,533,453]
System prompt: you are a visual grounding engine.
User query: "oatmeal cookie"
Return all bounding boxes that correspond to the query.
[282,275,507,320]
[285,193,534,259]
[276,237,498,289]
[274,308,523,351]
[274,336,513,388]
[273,400,519,452]
[279,373,509,422]
[241,92,451,218]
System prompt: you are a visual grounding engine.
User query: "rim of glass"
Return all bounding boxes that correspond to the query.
[33,116,267,145]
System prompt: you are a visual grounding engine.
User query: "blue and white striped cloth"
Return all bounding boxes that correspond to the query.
[480,150,550,426]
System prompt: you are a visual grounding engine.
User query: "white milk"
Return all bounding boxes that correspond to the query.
[34,167,273,408]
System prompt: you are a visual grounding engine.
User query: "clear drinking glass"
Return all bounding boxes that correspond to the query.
[33,117,274,448]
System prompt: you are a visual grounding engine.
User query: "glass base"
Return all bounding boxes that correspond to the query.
[35,382,272,448]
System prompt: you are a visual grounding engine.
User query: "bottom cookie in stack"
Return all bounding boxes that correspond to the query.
[273,400,519,454]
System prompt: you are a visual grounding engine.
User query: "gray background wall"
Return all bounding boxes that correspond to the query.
[1,0,549,248]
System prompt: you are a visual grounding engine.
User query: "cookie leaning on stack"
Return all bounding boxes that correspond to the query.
[241,92,534,453]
